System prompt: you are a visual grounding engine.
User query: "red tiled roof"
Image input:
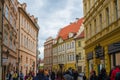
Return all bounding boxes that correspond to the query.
[76,31,84,39]
[57,18,84,40]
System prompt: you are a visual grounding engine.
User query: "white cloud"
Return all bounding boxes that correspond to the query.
[18,0,83,59]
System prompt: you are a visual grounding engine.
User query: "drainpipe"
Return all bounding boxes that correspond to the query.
[18,8,20,75]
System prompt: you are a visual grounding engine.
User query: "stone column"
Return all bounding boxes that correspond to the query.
[104,46,110,75]
[93,51,98,75]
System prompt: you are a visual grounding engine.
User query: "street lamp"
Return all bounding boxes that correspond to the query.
[76,54,79,70]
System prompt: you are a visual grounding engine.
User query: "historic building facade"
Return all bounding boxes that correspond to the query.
[2,0,18,79]
[52,39,58,71]
[0,0,3,79]
[52,18,84,71]
[83,0,120,78]
[74,24,85,73]
[18,3,39,75]
[44,37,53,70]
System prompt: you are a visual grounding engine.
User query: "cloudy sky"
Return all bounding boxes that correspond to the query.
[18,0,83,59]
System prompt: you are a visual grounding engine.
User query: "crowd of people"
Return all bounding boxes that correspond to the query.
[5,65,120,80]
[89,65,120,80]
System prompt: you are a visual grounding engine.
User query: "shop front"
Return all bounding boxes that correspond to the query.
[94,44,105,74]
[108,41,120,68]
[87,52,93,75]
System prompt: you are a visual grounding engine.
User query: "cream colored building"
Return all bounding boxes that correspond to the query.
[44,37,53,70]
[52,18,84,71]
[18,3,39,75]
[52,39,58,71]
[83,0,120,78]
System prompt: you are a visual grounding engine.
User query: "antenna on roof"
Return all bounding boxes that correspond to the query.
[76,18,79,20]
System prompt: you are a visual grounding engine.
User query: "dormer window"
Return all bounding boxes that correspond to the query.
[69,32,74,38]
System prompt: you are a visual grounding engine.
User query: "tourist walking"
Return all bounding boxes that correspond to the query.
[19,71,24,80]
[90,70,98,80]
[98,68,109,80]
[110,65,120,80]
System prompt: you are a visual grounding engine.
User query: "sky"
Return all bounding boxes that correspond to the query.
[18,0,84,59]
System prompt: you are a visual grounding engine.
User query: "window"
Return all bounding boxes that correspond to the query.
[73,54,74,61]
[21,55,22,62]
[106,7,109,25]
[72,42,74,48]
[21,16,23,25]
[86,27,88,39]
[10,14,13,25]
[24,36,26,47]
[14,21,16,29]
[114,0,118,19]
[27,38,28,48]
[79,53,82,60]
[26,57,28,63]
[68,55,69,61]
[21,33,23,46]
[5,6,9,19]
[78,66,82,73]
[90,24,92,36]
[11,0,14,4]
[99,14,102,29]
[10,32,13,49]
[3,30,8,45]
[13,40,16,51]
[78,41,81,47]
[94,19,96,34]
[70,55,72,61]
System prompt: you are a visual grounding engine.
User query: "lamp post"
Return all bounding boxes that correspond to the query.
[76,54,79,70]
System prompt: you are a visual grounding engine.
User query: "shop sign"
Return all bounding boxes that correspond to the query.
[108,42,120,54]
[95,45,104,58]
[2,58,8,63]
[87,52,93,60]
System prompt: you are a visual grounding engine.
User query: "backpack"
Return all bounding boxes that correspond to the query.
[115,72,120,80]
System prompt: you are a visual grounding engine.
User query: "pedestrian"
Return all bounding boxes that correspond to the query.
[83,73,87,80]
[19,71,24,80]
[24,73,29,80]
[111,65,120,80]
[51,71,55,80]
[115,71,120,80]
[98,68,109,80]
[73,69,79,80]
[90,70,98,80]
[63,70,73,80]
[12,71,18,80]
[6,70,12,80]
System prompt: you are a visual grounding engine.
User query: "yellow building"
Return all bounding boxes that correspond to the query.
[74,24,85,73]
[52,18,84,71]
[83,0,120,78]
